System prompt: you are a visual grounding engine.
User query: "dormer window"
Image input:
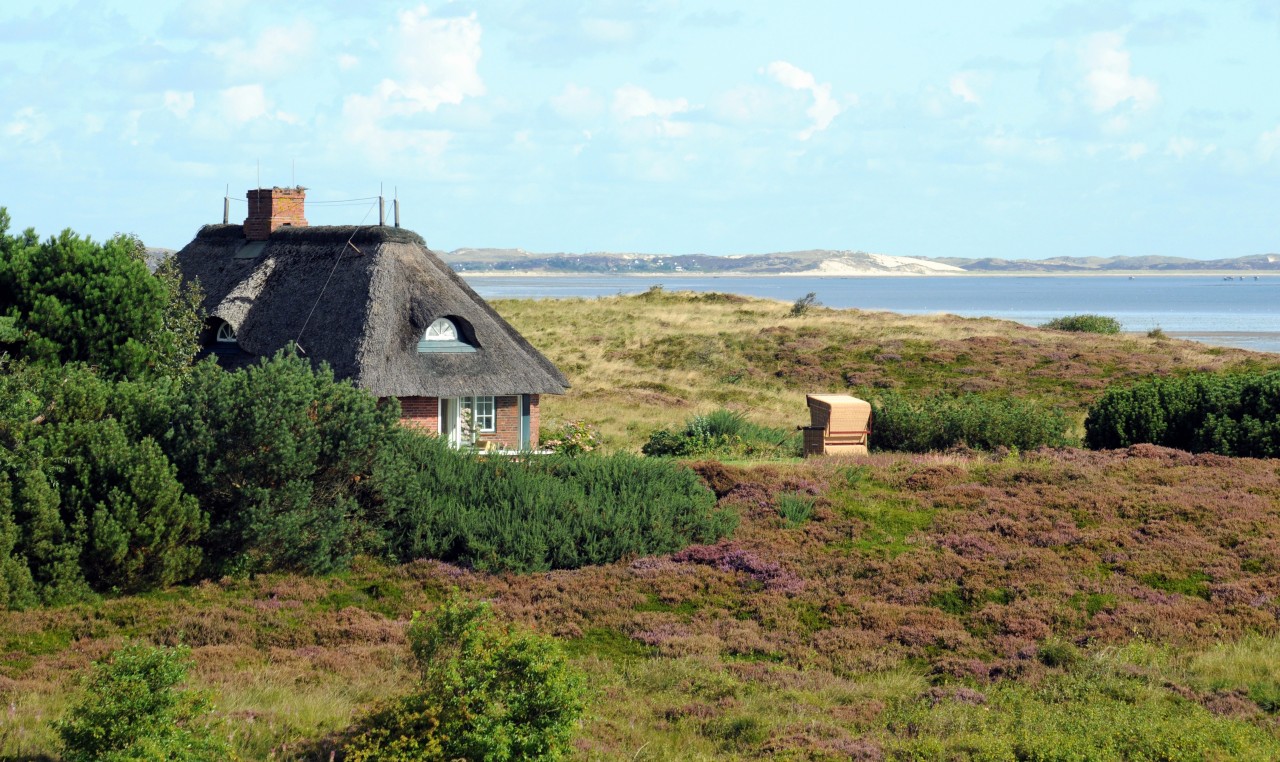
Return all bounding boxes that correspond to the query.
[216,323,238,343]
[417,317,476,353]
[424,318,458,341]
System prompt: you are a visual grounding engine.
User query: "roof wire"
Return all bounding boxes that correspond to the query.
[293,198,379,353]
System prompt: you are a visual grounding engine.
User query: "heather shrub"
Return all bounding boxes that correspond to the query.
[1039,313,1121,334]
[374,430,735,572]
[871,392,1073,452]
[55,643,230,762]
[1084,371,1280,456]
[345,594,585,761]
[642,408,800,459]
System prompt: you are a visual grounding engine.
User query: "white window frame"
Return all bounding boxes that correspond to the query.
[422,318,458,342]
[443,396,497,446]
[216,323,237,343]
[463,396,496,433]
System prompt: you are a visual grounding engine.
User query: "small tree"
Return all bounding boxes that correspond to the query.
[56,643,231,762]
[789,291,820,317]
[345,594,586,761]
[0,210,203,380]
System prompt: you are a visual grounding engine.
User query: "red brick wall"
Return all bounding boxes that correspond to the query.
[476,396,520,449]
[244,187,308,240]
[395,394,542,450]
[398,396,439,431]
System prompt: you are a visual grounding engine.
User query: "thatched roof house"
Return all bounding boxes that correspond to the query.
[174,187,568,450]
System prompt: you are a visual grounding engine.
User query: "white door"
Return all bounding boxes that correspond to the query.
[439,398,459,445]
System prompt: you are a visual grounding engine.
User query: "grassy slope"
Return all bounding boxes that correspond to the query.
[5,293,1280,760]
[496,290,1278,450]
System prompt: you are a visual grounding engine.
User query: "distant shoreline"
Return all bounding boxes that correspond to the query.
[460,270,1272,278]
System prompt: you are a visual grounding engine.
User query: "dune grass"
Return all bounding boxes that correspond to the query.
[493,290,1278,451]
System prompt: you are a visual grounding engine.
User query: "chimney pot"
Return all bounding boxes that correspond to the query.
[244,186,308,240]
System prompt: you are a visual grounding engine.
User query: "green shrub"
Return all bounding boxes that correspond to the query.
[871,392,1073,453]
[642,408,800,459]
[1084,371,1280,456]
[0,363,205,605]
[1039,314,1122,334]
[540,419,601,455]
[0,209,202,380]
[345,594,585,761]
[55,643,230,762]
[374,430,735,573]
[789,291,819,317]
[154,351,400,576]
[775,492,815,527]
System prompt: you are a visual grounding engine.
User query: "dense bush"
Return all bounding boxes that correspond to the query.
[1039,313,1122,334]
[375,429,734,573]
[345,594,585,761]
[0,363,205,606]
[872,392,1073,452]
[642,408,800,459]
[56,643,230,762]
[0,208,202,380]
[1085,371,1280,455]
[148,351,400,576]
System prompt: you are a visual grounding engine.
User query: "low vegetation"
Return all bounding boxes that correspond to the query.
[492,290,1276,450]
[1085,369,1280,456]
[6,212,1280,759]
[344,594,585,761]
[642,408,800,459]
[1039,313,1122,334]
[871,391,1074,452]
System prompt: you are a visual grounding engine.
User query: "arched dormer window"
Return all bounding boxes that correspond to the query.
[417,317,476,353]
[216,322,238,343]
[423,318,458,342]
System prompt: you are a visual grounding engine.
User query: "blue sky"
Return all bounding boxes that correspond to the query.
[1,1,1277,259]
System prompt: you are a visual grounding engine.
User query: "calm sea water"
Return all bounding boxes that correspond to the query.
[463,274,1280,354]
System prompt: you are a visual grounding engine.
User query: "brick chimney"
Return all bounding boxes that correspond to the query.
[244,186,308,240]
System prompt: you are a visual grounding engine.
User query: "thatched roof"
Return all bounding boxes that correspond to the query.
[175,224,569,398]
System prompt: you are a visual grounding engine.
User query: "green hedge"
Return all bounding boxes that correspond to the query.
[1040,314,1122,334]
[642,409,800,459]
[375,430,735,573]
[871,393,1074,453]
[1084,371,1280,456]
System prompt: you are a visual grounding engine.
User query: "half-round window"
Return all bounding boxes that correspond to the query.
[216,323,238,343]
[417,316,476,353]
[422,318,458,342]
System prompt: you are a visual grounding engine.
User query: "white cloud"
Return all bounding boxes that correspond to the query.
[983,129,1063,163]
[765,61,841,139]
[612,84,689,121]
[1260,125,1280,162]
[1166,136,1217,160]
[210,22,316,80]
[551,83,603,121]
[4,107,49,144]
[949,74,979,104]
[338,7,485,167]
[219,84,269,123]
[386,6,485,112]
[611,85,691,137]
[580,18,635,44]
[1077,32,1158,113]
[1122,142,1147,160]
[164,90,195,119]
[337,53,359,71]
